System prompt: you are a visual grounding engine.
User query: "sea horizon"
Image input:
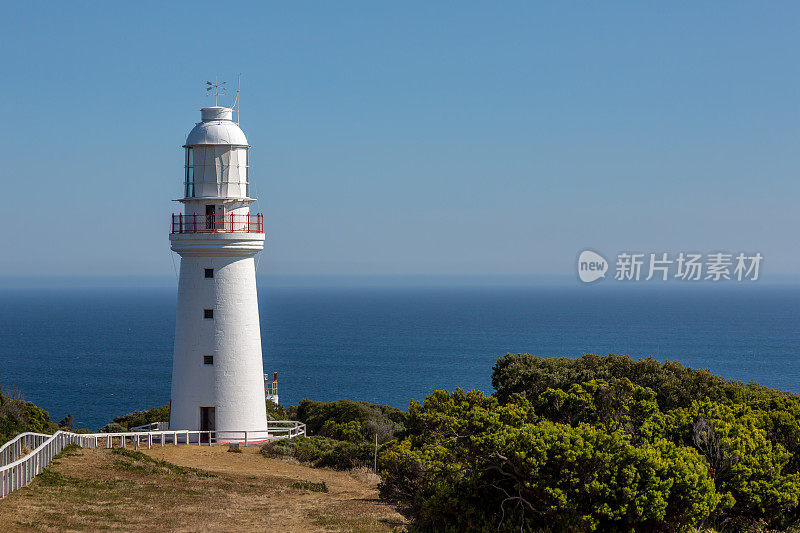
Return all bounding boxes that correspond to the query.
[3,272,800,289]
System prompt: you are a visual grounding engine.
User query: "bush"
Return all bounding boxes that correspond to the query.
[260,438,297,458]
[111,404,170,430]
[493,354,800,508]
[492,353,745,411]
[296,399,406,444]
[291,480,328,492]
[261,435,374,470]
[98,422,125,433]
[537,377,666,444]
[667,400,800,526]
[0,387,58,445]
[317,440,373,470]
[58,413,75,430]
[265,401,289,421]
[380,389,722,531]
[378,354,800,531]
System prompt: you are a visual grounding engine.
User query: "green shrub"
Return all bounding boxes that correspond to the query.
[265,401,289,421]
[537,377,666,444]
[291,480,328,492]
[260,435,373,471]
[667,400,800,526]
[294,436,329,463]
[0,387,58,445]
[380,388,722,532]
[99,422,126,433]
[260,438,297,458]
[379,354,800,531]
[296,399,406,444]
[320,419,364,442]
[111,405,170,430]
[58,413,75,430]
[317,440,373,470]
[493,354,800,508]
[492,353,746,411]
[261,436,332,463]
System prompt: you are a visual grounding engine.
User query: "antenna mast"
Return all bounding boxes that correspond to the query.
[232,73,241,124]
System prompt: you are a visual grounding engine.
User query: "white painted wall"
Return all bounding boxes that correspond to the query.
[169,252,268,433]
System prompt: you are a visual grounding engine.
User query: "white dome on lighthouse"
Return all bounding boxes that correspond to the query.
[185,107,248,146]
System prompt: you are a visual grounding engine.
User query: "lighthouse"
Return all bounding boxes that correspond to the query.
[168,105,268,439]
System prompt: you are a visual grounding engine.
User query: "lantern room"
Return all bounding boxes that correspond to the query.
[183,106,250,200]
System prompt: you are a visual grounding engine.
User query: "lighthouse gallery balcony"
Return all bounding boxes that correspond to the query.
[171,213,263,234]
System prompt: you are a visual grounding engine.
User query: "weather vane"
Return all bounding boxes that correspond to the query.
[206,78,227,106]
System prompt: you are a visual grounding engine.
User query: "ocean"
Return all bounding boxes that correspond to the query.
[1,284,798,430]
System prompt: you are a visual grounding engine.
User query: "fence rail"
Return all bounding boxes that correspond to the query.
[0,421,305,499]
[171,213,263,234]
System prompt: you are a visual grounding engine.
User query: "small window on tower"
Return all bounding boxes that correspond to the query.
[204,309,214,319]
[204,268,214,278]
[203,355,214,365]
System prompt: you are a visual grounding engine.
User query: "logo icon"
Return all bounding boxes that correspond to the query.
[578,250,608,283]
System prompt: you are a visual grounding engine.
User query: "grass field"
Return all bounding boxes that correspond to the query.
[0,443,405,532]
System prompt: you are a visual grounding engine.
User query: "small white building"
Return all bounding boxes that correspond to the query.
[168,106,269,439]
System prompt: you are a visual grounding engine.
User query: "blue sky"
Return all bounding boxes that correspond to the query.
[2,2,798,279]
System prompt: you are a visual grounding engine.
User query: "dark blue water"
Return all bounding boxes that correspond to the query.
[1,285,798,430]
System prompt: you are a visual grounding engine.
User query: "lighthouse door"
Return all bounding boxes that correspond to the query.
[200,406,215,443]
[205,205,217,231]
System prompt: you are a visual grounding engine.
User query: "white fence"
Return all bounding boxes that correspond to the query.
[0,421,305,499]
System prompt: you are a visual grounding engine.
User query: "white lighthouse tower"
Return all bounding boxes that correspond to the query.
[169,104,268,439]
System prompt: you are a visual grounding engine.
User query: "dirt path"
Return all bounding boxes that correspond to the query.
[0,444,406,532]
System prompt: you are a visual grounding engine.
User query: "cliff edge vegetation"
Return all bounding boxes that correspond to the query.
[379,353,800,532]
[0,386,58,446]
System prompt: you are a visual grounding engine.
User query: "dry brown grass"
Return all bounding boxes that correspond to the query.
[0,444,406,532]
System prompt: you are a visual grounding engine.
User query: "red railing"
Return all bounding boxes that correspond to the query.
[171,213,264,234]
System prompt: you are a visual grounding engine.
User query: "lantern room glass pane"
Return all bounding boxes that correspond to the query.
[185,148,195,197]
